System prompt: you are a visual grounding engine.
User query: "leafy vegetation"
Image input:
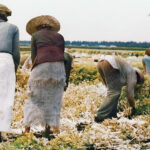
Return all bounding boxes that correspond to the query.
[68,48,145,57]
[70,64,99,84]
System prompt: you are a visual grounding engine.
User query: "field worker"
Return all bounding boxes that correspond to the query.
[142,48,150,75]
[0,4,20,140]
[64,50,73,91]
[94,55,144,123]
[24,15,66,136]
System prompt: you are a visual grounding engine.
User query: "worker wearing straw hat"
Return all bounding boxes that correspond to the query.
[24,15,67,136]
[0,4,20,141]
[95,55,144,123]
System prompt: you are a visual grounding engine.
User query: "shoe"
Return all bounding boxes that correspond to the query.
[94,116,104,123]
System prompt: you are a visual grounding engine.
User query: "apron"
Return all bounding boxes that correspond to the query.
[0,53,15,132]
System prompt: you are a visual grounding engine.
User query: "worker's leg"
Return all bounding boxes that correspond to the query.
[95,89,121,122]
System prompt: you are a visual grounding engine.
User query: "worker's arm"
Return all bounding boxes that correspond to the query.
[12,26,20,72]
[142,60,146,73]
[97,61,107,86]
[127,84,136,116]
[127,70,137,115]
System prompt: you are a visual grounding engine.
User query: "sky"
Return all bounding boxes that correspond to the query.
[1,0,150,42]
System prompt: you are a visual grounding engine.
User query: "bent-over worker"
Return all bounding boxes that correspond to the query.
[95,55,144,123]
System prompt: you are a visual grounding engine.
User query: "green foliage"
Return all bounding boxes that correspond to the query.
[0,134,44,150]
[68,48,145,57]
[66,45,147,51]
[119,76,150,115]
[70,64,99,84]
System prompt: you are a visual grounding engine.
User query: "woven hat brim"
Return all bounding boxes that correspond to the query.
[26,15,60,35]
[0,4,12,16]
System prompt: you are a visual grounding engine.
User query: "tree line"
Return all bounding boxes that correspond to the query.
[20,41,150,48]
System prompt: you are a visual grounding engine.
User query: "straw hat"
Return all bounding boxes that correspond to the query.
[0,4,11,16]
[26,15,60,35]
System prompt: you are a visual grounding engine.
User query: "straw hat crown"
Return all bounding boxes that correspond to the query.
[0,4,11,16]
[26,15,60,35]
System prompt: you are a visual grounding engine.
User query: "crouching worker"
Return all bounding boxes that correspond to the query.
[95,55,144,123]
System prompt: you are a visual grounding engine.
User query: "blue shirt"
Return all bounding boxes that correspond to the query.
[0,19,20,70]
[142,55,150,75]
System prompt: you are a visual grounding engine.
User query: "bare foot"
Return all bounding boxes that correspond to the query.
[45,125,52,135]
[44,125,57,140]
[25,126,30,133]
[53,127,60,134]
[0,132,8,142]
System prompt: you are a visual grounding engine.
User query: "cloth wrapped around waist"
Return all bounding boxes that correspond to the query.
[33,46,64,69]
[29,62,66,87]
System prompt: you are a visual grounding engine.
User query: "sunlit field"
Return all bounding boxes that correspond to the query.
[0,48,150,150]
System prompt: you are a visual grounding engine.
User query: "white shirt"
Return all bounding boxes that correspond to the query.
[100,55,118,69]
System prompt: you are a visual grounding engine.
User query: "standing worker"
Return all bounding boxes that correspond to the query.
[24,15,66,135]
[142,48,150,75]
[95,55,144,123]
[0,4,20,140]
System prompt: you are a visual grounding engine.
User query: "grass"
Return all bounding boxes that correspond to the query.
[20,46,145,57]
[68,48,145,57]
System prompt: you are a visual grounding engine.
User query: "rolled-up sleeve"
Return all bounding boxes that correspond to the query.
[12,27,20,71]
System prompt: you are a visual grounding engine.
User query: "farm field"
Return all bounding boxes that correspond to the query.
[0,48,150,150]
